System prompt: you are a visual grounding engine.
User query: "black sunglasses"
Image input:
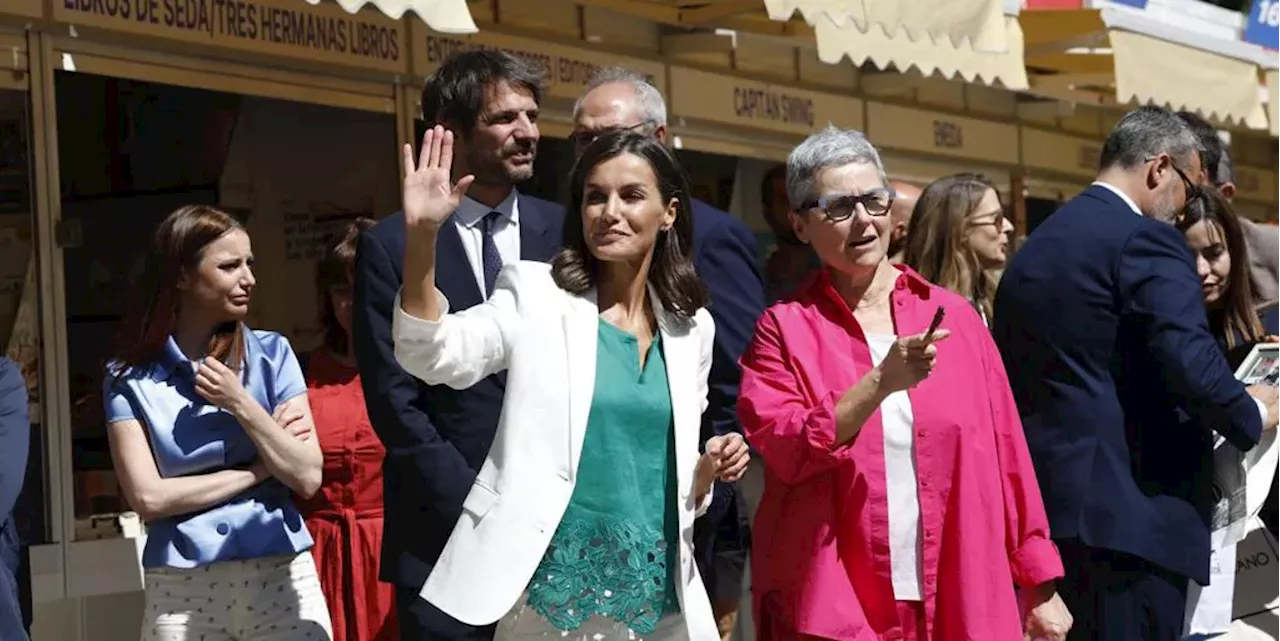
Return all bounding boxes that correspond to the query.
[1147,155,1204,213]
[798,188,897,222]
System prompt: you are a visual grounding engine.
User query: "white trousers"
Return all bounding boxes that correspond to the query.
[141,551,334,641]
[495,594,688,641]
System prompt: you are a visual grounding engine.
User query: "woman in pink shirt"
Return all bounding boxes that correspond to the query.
[738,127,1072,641]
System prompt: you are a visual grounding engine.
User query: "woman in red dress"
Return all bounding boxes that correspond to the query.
[294,218,397,641]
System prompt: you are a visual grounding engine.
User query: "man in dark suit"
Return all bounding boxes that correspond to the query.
[571,67,766,639]
[353,50,565,641]
[0,357,29,641]
[992,105,1279,640]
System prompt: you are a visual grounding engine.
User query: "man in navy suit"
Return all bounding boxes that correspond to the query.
[993,106,1279,640]
[571,67,766,638]
[353,50,565,641]
[0,357,29,641]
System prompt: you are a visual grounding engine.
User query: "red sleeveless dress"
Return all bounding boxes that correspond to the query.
[296,349,397,641]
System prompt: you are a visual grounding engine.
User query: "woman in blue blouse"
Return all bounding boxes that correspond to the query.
[392,129,749,640]
[104,205,329,640]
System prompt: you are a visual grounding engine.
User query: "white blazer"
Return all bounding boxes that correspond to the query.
[392,261,719,640]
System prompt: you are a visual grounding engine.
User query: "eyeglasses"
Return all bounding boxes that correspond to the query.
[571,120,655,149]
[798,188,897,222]
[1146,155,1204,214]
[968,209,1006,229]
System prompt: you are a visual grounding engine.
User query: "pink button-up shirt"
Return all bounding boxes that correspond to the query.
[739,267,1062,641]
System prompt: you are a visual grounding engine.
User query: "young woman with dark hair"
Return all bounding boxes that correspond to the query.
[391,127,749,640]
[1177,188,1278,640]
[1178,189,1277,352]
[104,205,329,640]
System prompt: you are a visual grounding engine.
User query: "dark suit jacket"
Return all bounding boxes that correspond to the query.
[687,199,765,589]
[992,184,1262,584]
[689,199,766,444]
[0,358,29,641]
[353,195,564,590]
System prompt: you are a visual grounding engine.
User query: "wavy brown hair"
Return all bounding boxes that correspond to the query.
[1176,188,1264,349]
[317,217,375,354]
[110,205,247,378]
[902,173,1001,321]
[552,131,708,319]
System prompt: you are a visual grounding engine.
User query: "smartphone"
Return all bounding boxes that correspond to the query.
[923,306,945,342]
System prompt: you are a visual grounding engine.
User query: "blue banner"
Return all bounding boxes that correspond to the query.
[1244,0,1279,50]
[1111,0,1149,8]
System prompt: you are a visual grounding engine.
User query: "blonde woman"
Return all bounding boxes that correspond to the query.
[901,173,1009,324]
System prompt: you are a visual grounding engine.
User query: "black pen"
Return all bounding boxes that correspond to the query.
[923,306,945,343]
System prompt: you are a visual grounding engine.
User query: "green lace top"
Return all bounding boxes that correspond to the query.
[526,320,681,634]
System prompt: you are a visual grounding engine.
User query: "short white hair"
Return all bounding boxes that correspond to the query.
[572,66,668,127]
[786,125,888,208]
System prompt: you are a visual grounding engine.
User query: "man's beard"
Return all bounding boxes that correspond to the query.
[1147,184,1182,224]
[471,142,537,184]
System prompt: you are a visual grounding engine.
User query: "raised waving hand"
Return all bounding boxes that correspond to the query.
[403,125,474,234]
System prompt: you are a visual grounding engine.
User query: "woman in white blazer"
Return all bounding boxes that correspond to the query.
[391,126,750,641]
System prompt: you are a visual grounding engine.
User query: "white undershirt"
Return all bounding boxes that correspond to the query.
[866,332,923,601]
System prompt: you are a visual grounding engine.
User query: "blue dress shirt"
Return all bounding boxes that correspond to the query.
[104,328,313,569]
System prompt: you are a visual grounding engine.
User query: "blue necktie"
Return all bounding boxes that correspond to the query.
[481,211,504,297]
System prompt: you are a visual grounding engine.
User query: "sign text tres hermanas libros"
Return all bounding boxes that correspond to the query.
[56,0,405,72]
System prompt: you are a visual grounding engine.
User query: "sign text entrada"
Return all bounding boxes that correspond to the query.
[62,0,401,62]
[424,36,656,92]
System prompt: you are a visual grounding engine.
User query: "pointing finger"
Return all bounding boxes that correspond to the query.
[904,328,951,349]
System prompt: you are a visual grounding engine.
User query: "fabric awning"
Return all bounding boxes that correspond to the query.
[1110,30,1267,130]
[1268,69,1279,137]
[765,0,1027,89]
[815,14,1027,89]
[306,0,477,33]
[763,0,1008,52]
[1021,8,1272,129]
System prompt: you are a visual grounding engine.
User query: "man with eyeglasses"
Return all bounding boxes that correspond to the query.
[572,67,765,641]
[992,105,1279,640]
